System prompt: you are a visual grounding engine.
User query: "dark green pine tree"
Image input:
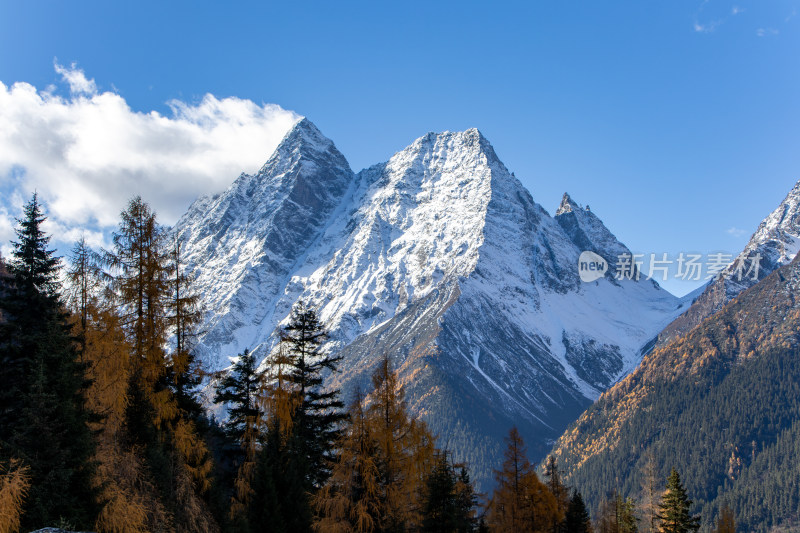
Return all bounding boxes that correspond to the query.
[455,465,479,532]
[213,348,264,446]
[564,490,592,533]
[282,302,347,488]
[615,493,638,533]
[252,302,347,532]
[422,451,477,532]
[657,469,699,533]
[423,451,459,532]
[0,194,98,529]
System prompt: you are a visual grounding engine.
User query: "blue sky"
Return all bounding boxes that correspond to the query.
[1,0,799,295]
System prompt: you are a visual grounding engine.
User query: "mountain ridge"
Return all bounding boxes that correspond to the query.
[176,119,688,488]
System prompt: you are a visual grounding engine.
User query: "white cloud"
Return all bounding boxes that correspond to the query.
[0,63,301,253]
[54,60,97,95]
[731,6,743,16]
[693,19,722,33]
[756,27,780,37]
[726,227,747,238]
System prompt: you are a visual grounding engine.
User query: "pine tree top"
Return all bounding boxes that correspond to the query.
[10,193,61,296]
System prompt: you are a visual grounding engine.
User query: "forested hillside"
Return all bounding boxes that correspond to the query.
[550,252,800,531]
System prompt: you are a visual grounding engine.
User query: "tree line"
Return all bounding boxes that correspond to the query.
[0,194,734,532]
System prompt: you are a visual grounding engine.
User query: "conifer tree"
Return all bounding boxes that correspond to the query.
[106,196,216,531]
[615,494,638,533]
[251,303,347,532]
[368,355,436,531]
[0,458,30,533]
[597,495,618,533]
[657,469,699,533]
[543,455,569,532]
[281,302,347,488]
[166,237,204,418]
[422,451,460,532]
[214,349,265,446]
[564,490,592,533]
[488,427,557,532]
[0,194,98,529]
[66,235,106,355]
[213,349,266,530]
[313,391,381,533]
[454,465,479,533]
[421,451,477,532]
[640,452,660,533]
[713,505,735,533]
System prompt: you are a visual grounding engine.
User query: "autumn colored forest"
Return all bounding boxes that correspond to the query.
[0,194,725,533]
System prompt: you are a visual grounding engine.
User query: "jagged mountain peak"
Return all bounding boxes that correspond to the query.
[655,178,800,348]
[738,178,800,267]
[397,128,503,168]
[274,117,335,154]
[554,192,631,269]
[556,192,579,215]
[253,117,352,180]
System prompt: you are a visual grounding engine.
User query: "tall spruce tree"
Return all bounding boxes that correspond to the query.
[421,451,477,532]
[544,455,569,532]
[0,194,98,529]
[281,302,347,488]
[564,490,592,533]
[214,349,265,446]
[422,451,461,532]
[616,494,638,533]
[251,303,347,532]
[657,469,699,533]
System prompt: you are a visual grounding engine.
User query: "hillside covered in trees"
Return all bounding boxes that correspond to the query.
[550,249,800,531]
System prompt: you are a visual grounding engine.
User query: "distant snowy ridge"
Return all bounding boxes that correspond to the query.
[655,179,800,348]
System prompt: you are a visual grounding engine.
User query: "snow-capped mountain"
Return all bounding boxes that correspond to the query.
[175,119,688,487]
[656,179,800,347]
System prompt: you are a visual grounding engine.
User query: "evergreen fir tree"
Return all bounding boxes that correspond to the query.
[564,490,592,533]
[213,348,266,530]
[421,452,477,533]
[214,349,265,446]
[281,302,347,488]
[657,469,699,533]
[615,493,638,533]
[0,194,98,529]
[251,303,347,532]
[422,451,460,532]
[454,465,478,532]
